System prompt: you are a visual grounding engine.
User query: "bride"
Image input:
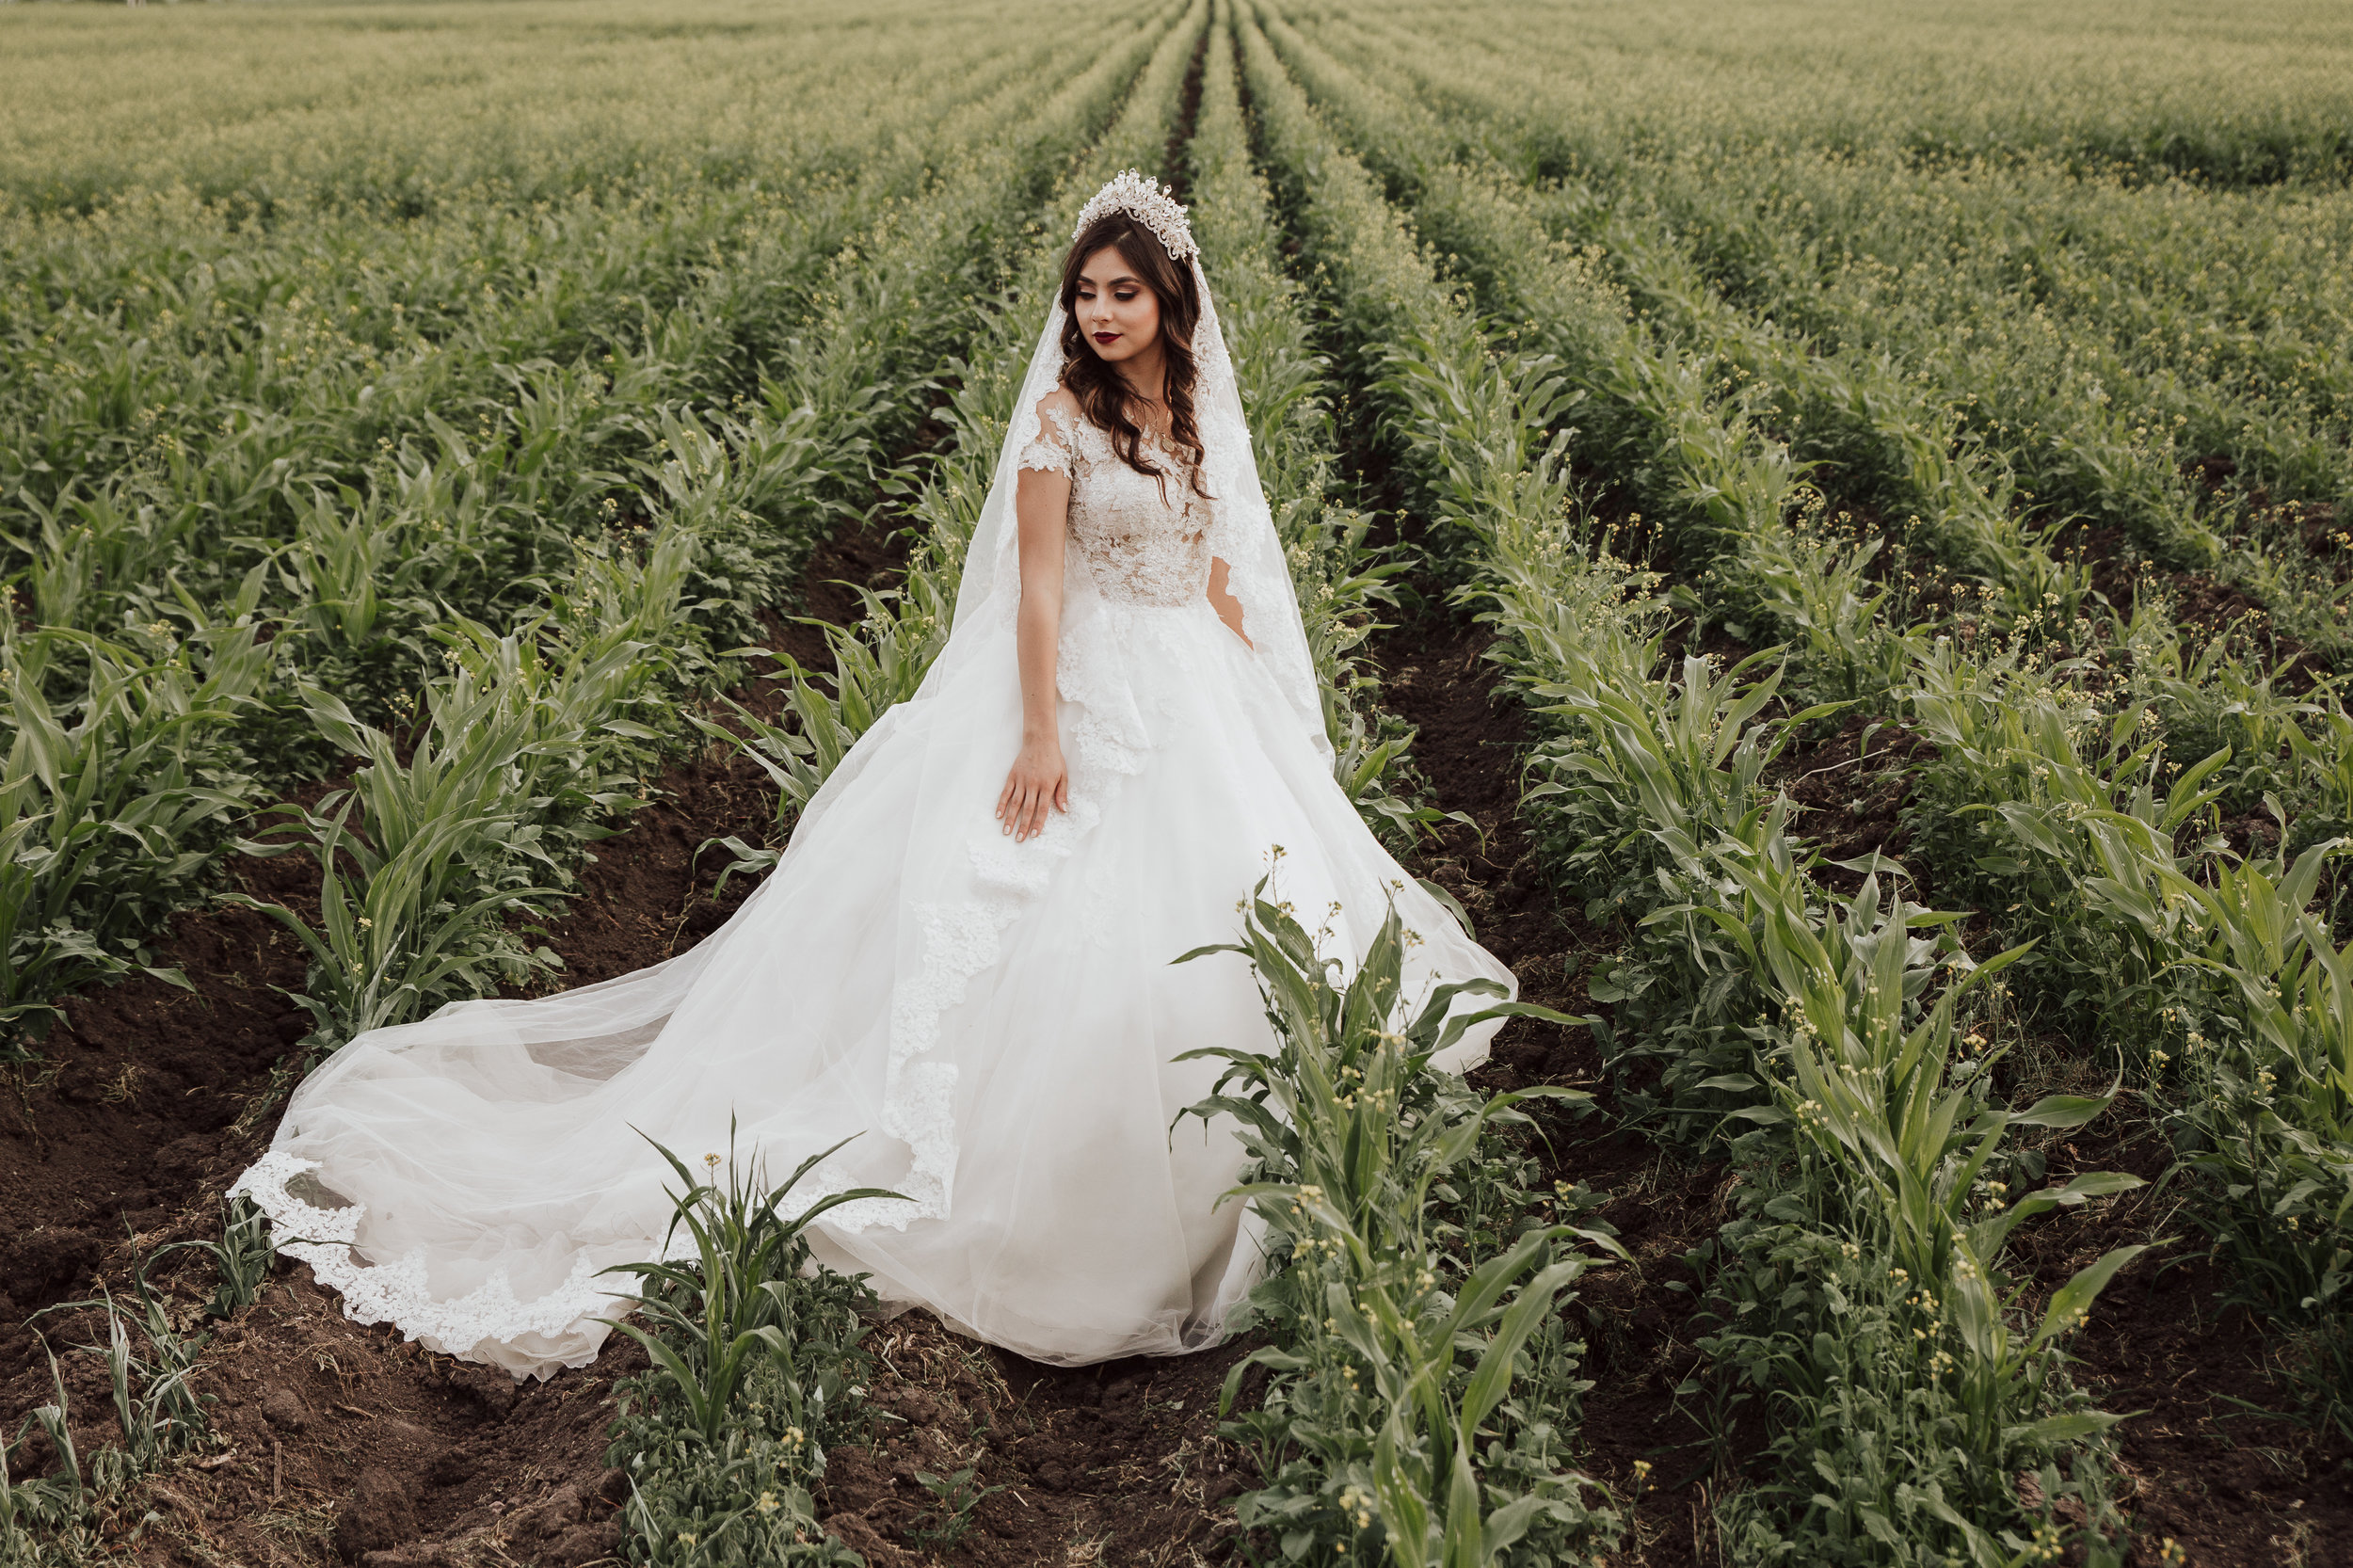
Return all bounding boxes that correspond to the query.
[231,172,1517,1380]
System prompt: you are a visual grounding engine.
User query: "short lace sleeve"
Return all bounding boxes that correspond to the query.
[1017,405,1077,475]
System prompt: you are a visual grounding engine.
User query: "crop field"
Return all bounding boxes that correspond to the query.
[3,0,2352,1564]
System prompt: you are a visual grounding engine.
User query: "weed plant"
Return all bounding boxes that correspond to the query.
[3,1253,221,1566]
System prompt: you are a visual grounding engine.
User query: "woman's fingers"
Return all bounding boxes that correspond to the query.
[996,768,1070,841]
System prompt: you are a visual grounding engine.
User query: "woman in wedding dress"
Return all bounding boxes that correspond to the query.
[231,172,1517,1380]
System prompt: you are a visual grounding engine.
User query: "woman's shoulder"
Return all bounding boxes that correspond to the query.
[1033,387,1084,432]
[1019,389,1091,475]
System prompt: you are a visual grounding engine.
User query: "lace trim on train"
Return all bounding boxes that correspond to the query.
[227,1150,638,1366]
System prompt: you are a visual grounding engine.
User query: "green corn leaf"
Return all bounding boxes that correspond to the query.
[2033,1244,2150,1348]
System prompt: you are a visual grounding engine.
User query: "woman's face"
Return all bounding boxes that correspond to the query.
[1073,244,1162,368]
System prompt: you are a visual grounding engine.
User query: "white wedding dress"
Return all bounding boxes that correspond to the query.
[232,197,1516,1380]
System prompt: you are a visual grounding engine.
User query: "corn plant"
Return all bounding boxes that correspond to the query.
[149,1196,278,1322]
[1898,636,2235,1030]
[1742,873,2145,1391]
[2107,599,2327,818]
[1259,6,2099,640]
[905,1465,1011,1554]
[599,1127,894,1568]
[232,536,687,1053]
[1520,653,1842,1137]
[1,482,209,638]
[690,578,955,888]
[0,622,270,1056]
[1686,871,2142,1564]
[2287,704,2353,854]
[1180,880,1626,1566]
[2146,888,2353,1432]
[6,1270,216,1562]
[599,1127,900,1446]
[2,1351,88,1555]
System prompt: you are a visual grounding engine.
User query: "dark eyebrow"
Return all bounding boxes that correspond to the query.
[1079,272,1143,288]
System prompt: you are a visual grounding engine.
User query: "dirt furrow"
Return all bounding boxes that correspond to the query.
[1371,596,2353,1568]
[1370,610,1725,1568]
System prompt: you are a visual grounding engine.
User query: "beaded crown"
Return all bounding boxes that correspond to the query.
[1071,168,1198,263]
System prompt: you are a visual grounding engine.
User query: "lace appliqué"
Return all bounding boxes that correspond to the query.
[229,1151,621,1371]
[1016,419,1071,476]
[828,603,1157,1235]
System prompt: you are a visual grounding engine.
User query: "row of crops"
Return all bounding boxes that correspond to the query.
[1232,0,2353,1560]
[6,0,2352,1563]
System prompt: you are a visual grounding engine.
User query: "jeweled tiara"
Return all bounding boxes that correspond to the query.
[1072,168,1198,263]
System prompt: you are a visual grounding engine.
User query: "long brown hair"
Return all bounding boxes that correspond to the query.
[1057,211,1209,499]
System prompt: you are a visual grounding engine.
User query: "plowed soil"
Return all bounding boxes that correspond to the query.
[1,506,1282,1568]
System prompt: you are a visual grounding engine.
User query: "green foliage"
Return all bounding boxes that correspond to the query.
[600,1130,893,1568]
[1240,12,2152,1557]
[2074,842,2353,1432]
[1179,879,1625,1566]
[1291,0,2353,649]
[0,0,1178,1056]
[904,1465,1010,1555]
[150,1196,278,1323]
[2179,901,2353,1396]
[0,620,269,1057]
[17,5,2353,1566]
[231,533,692,1055]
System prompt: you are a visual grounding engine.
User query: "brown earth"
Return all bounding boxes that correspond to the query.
[2010,1115,2353,1568]
[0,520,849,1566]
[1376,612,1723,1568]
[820,1313,1258,1568]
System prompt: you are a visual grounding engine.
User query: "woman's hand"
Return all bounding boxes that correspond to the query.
[996,736,1069,842]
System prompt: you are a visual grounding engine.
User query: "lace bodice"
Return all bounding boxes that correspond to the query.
[1018,406,1216,608]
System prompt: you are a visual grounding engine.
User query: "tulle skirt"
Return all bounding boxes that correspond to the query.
[232,595,1515,1379]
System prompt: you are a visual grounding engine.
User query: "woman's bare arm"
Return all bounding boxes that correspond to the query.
[997,406,1074,842]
